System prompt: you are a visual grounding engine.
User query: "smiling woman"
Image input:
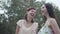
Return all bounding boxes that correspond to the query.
[15,7,38,34]
[38,3,60,34]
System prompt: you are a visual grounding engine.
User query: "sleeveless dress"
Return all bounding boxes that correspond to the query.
[38,24,53,34]
[17,19,38,34]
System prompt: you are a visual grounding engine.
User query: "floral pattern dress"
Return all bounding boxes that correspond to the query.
[38,25,53,34]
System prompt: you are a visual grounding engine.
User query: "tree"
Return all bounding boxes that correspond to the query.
[0,0,60,34]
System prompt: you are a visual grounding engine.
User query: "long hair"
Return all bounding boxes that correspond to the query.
[44,3,57,21]
[25,7,36,23]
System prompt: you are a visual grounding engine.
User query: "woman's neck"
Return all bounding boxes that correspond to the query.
[45,14,51,20]
[27,16,32,23]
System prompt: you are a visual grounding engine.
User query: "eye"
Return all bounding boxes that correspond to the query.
[34,11,36,13]
[32,11,34,12]
[42,7,44,8]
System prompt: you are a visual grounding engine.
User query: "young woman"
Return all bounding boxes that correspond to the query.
[15,7,38,34]
[38,3,60,34]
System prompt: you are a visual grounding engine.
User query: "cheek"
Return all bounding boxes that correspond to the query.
[33,13,36,17]
[27,11,31,14]
[41,9,47,16]
[34,13,36,16]
[44,9,47,14]
[42,12,45,16]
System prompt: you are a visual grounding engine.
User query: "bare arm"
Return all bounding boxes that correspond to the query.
[15,25,20,34]
[35,23,38,34]
[34,27,38,34]
[36,28,38,34]
[50,19,60,34]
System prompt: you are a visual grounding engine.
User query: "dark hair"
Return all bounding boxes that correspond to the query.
[26,7,36,11]
[25,7,36,23]
[44,3,57,21]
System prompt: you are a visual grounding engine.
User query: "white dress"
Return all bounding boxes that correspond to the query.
[17,19,38,34]
[38,25,53,34]
[38,18,55,34]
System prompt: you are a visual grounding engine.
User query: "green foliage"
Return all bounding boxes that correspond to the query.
[0,0,60,34]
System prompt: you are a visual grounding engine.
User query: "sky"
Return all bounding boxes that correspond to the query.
[36,0,60,10]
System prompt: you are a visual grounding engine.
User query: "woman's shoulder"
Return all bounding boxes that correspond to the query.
[17,19,25,24]
[32,22,38,29]
[49,18,57,25]
[49,18,56,22]
[17,19,25,26]
[47,18,56,26]
[34,22,38,25]
[33,22,38,27]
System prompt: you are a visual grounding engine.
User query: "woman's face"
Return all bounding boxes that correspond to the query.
[41,5,48,16]
[27,9,36,18]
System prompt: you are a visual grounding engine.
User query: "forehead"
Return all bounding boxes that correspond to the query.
[28,9,36,12]
[30,9,36,11]
[41,5,46,8]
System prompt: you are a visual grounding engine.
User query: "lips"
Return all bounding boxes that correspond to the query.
[30,13,34,16]
[42,11,44,12]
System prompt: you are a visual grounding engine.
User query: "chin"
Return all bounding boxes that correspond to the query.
[31,16,34,18]
[41,13,45,16]
[30,16,33,18]
[42,14,44,16]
